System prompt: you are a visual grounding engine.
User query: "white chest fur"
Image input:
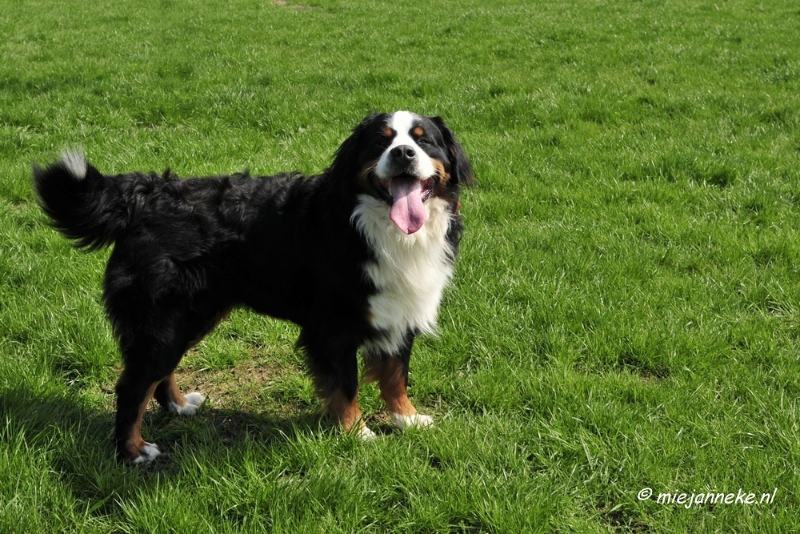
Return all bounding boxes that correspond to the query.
[351,195,455,355]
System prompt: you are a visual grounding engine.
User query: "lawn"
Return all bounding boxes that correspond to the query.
[2,0,800,531]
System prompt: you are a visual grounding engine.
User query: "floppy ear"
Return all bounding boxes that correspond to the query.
[329,112,383,179]
[432,116,475,187]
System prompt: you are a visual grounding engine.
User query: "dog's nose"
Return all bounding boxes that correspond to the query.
[390,145,416,163]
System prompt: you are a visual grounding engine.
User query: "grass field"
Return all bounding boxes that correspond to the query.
[2,0,800,531]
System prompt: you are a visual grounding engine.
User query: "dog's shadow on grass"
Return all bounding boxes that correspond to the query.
[146,402,328,462]
[1,385,327,512]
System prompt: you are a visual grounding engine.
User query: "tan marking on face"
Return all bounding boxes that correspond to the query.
[382,126,394,138]
[431,159,452,197]
[412,126,425,137]
[431,160,449,182]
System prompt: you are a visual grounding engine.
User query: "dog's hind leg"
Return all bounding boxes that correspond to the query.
[155,308,230,415]
[154,372,205,416]
[114,362,170,464]
[152,308,228,415]
[113,323,205,463]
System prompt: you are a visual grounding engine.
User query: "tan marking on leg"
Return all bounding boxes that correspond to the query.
[364,357,417,416]
[161,373,185,407]
[123,381,159,462]
[158,372,204,415]
[323,389,365,433]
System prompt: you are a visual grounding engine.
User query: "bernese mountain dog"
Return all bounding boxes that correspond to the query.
[33,111,474,464]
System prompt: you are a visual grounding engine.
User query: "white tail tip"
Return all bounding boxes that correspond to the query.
[61,150,87,180]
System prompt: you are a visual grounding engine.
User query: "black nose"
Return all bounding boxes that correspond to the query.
[390,145,416,162]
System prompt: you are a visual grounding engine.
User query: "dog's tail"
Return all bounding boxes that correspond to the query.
[33,151,136,251]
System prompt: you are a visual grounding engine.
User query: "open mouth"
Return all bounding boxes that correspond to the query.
[376,174,434,201]
[376,174,436,235]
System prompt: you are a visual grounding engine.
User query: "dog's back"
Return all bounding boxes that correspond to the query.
[33,152,331,321]
[34,152,296,253]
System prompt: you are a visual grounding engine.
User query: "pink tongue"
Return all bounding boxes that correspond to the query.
[390,178,427,234]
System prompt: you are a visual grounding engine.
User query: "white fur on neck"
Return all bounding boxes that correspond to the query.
[351,194,454,355]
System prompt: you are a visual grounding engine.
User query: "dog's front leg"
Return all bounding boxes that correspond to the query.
[363,337,434,431]
[299,327,375,439]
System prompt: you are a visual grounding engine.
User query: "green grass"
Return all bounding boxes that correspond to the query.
[2,0,800,531]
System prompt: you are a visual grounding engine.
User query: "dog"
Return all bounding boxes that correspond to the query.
[33,111,474,463]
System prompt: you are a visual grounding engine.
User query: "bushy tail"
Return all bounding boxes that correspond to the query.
[33,152,130,251]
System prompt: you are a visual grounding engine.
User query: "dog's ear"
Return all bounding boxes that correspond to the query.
[330,112,383,179]
[432,116,475,187]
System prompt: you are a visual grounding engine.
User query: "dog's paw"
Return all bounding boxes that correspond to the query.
[131,442,161,464]
[345,422,377,440]
[357,425,377,440]
[390,413,434,431]
[169,392,205,416]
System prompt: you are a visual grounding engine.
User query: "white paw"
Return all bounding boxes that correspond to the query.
[358,425,377,441]
[390,413,434,431]
[185,392,205,407]
[169,392,205,416]
[132,442,161,464]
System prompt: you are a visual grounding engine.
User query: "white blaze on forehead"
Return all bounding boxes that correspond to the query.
[375,111,436,179]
